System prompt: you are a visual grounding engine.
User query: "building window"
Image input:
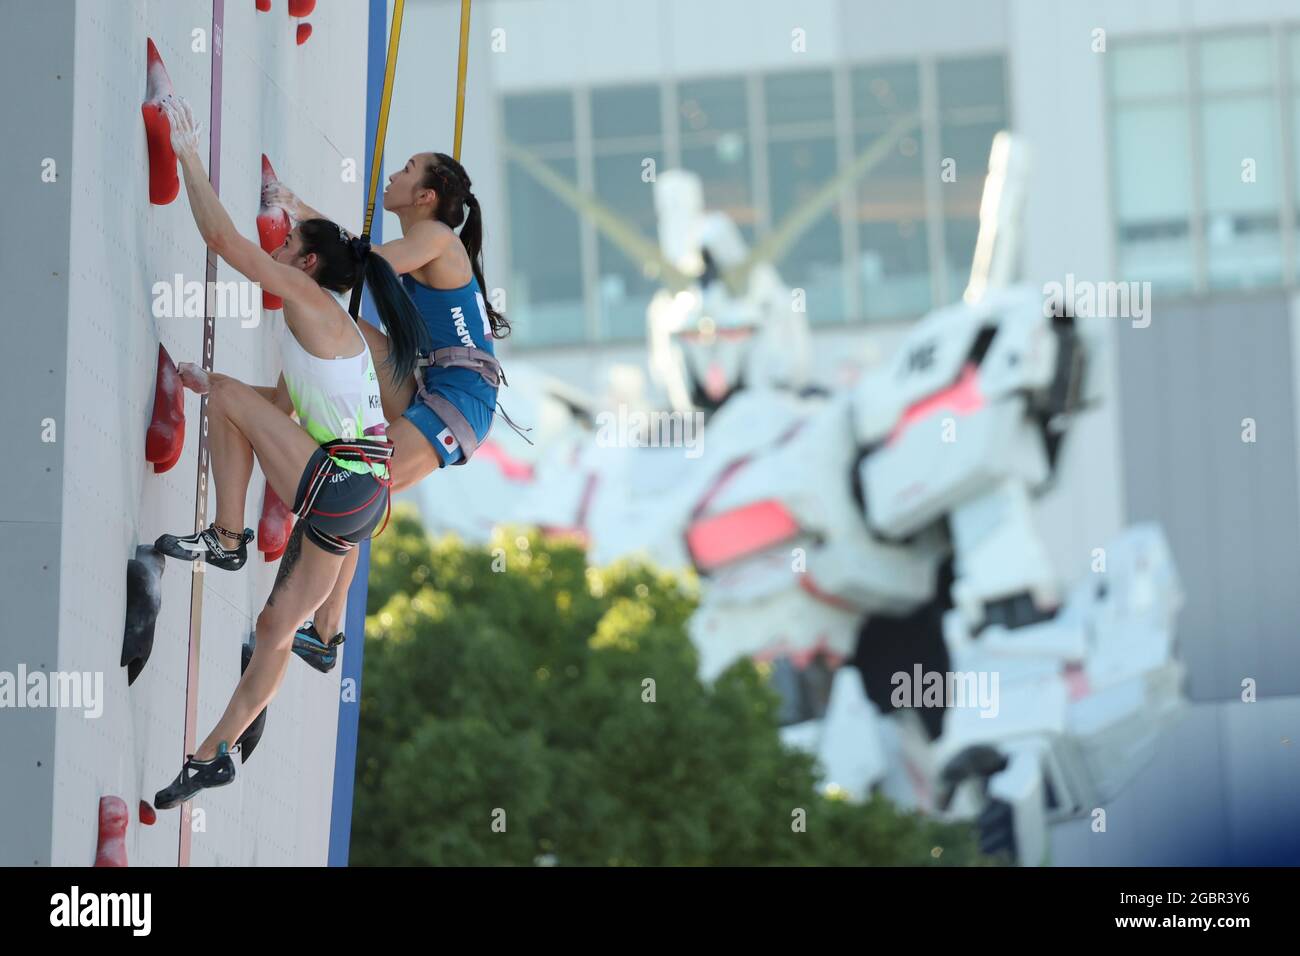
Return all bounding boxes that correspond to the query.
[502,92,585,347]
[938,55,1010,303]
[852,61,928,321]
[592,85,663,342]
[1199,34,1282,289]
[678,77,758,244]
[499,54,1011,349]
[1109,30,1285,294]
[765,70,843,325]
[1109,41,1195,293]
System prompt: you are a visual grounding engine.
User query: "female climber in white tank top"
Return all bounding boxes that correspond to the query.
[146,94,433,811]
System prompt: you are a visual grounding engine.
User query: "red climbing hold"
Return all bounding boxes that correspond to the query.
[139,801,157,826]
[141,39,179,206]
[288,0,316,16]
[94,796,129,867]
[145,344,185,473]
[259,481,295,562]
[256,0,272,11]
[257,154,291,311]
[296,23,313,45]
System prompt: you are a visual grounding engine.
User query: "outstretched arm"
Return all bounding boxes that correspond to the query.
[264,183,328,226]
[163,96,329,310]
[371,219,448,275]
[265,182,447,276]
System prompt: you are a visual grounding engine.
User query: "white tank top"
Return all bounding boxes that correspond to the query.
[278,313,388,478]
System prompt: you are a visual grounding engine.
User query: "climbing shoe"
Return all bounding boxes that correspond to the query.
[154,743,236,810]
[293,622,344,674]
[156,523,254,571]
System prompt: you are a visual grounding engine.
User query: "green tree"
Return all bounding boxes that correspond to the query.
[350,506,993,866]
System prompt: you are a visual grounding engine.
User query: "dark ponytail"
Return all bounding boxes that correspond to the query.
[298,218,431,388]
[423,153,510,338]
[359,247,431,387]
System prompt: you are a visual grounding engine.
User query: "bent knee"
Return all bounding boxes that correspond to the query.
[207,373,243,409]
[255,607,301,648]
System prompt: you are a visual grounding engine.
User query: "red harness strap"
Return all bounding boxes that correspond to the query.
[295,439,396,539]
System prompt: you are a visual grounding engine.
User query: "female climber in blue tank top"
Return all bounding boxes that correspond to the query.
[267,152,512,652]
[269,152,510,481]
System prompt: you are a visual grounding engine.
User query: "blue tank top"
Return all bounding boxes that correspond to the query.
[401,273,497,435]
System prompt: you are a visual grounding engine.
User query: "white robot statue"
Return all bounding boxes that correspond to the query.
[571,169,824,568]
[406,132,1186,866]
[681,133,1187,863]
[648,169,812,416]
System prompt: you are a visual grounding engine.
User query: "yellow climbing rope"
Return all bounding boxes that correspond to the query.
[360,0,406,242]
[350,0,474,317]
[348,0,406,317]
[453,0,472,162]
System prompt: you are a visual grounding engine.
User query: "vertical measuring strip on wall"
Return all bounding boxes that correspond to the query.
[179,0,225,868]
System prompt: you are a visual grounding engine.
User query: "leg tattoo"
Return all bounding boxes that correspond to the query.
[267,520,306,607]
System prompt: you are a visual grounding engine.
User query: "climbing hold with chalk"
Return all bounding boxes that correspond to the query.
[93,796,129,867]
[177,361,210,395]
[259,482,294,562]
[121,544,164,686]
[145,343,185,474]
[256,154,290,311]
[256,0,272,11]
[141,39,179,206]
[288,0,315,15]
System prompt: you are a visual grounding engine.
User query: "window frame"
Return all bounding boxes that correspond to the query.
[1105,24,1300,296]
[499,51,1015,350]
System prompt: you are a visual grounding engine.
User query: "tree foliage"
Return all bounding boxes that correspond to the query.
[350,506,991,866]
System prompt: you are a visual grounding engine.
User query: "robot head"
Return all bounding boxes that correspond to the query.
[649,261,761,413]
[650,171,761,412]
[671,265,761,410]
[649,169,809,412]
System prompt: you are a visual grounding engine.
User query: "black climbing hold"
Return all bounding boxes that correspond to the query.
[234,633,268,763]
[121,545,164,686]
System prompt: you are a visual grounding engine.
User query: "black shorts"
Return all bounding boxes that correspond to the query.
[291,446,390,555]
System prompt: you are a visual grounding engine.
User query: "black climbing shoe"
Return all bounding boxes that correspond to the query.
[154,743,236,810]
[293,622,344,674]
[155,524,254,571]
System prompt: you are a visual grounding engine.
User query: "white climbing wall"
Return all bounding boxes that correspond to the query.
[42,0,368,866]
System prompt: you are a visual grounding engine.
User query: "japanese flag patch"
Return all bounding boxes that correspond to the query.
[436,426,461,457]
